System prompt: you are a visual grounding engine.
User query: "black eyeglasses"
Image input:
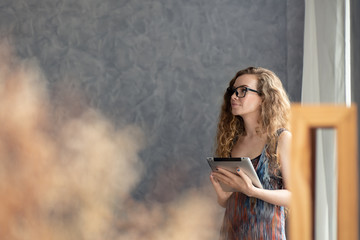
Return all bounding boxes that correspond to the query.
[226,86,260,98]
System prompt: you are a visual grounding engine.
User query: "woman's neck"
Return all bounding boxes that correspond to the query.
[242,114,263,138]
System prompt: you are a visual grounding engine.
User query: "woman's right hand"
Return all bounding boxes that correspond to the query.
[210,173,233,208]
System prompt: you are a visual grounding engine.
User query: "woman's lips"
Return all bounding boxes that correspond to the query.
[231,102,239,107]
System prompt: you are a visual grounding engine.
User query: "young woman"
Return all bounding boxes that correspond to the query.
[210,67,291,239]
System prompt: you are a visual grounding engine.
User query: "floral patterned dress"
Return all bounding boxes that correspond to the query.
[220,129,287,240]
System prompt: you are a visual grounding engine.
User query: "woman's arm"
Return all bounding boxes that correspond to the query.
[252,131,292,206]
[212,131,292,207]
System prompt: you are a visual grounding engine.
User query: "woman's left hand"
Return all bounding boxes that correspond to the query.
[212,168,255,197]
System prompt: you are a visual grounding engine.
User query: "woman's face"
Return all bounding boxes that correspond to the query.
[230,74,262,118]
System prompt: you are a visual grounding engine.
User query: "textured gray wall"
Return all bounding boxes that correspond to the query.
[0,0,304,202]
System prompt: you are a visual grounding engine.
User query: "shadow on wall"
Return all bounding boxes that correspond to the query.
[0,42,222,240]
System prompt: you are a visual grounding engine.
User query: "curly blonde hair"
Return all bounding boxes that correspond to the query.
[215,67,290,162]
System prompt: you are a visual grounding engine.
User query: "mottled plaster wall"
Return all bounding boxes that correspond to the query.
[0,0,304,202]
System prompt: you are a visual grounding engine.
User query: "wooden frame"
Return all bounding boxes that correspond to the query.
[289,104,358,240]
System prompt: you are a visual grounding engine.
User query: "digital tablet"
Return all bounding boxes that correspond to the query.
[207,157,263,191]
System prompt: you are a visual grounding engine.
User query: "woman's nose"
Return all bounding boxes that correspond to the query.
[231,91,238,99]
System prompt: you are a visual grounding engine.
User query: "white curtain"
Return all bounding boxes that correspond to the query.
[301,0,348,239]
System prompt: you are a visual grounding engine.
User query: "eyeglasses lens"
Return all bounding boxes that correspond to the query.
[227,87,247,98]
[235,87,247,98]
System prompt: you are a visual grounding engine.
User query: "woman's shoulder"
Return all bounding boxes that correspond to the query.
[276,128,290,137]
[277,129,292,152]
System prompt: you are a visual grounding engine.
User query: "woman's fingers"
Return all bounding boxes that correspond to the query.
[236,168,247,178]
[210,173,233,204]
[210,174,220,186]
[210,174,230,195]
[212,168,255,196]
[212,172,237,189]
[212,171,230,184]
[216,167,234,176]
[236,168,252,185]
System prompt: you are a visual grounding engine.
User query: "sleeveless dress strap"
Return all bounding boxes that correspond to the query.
[276,128,287,136]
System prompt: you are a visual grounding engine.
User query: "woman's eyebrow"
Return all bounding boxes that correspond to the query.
[233,84,248,88]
